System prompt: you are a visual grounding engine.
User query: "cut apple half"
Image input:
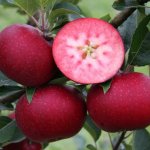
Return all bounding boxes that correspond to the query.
[53,18,125,84]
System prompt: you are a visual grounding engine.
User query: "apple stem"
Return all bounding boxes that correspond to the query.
[41,10,45,32]
[38,10,50,36]
[113,131,126,150]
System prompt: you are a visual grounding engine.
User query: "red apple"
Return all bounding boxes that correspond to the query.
[3,113,42,150]
[3,139,42,150]
[87,72,150,132]
[15,85,86,142]
[0,24,55,87]
[53,18,125,84]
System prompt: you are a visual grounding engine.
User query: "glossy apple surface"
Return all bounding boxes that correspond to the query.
[4,113,42,150]
[87,72,150,132]
[15,85,86,142]
[53,18,124,84]
[0,24,55,87]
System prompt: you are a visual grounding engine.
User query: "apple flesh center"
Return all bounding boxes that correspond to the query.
[66,33,116,75]
[67,35,111,65]
[77,40,99,59]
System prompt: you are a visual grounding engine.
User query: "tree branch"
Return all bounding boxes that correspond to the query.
[110,0,150,28]
[110,8,136,28]
[113,131,126,150]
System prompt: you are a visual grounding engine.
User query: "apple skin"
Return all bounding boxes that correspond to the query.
[3,139,42,150]
[87,72,150,132]
[3,113,42,150]
[15,85,86,142]
[0,24,55,87]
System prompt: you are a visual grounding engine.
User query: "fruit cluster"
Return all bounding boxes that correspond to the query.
[0,18,150,148]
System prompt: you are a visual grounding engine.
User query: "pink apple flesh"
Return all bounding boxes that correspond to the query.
[53,18,125,84]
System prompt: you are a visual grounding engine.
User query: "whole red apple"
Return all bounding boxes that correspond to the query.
[15,85,86,142]
[0,24,55,87]
[3,139,42,150]
[87,72,150,132]
[53,18,124,84]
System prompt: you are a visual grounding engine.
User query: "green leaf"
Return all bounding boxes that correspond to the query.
[49,2,82,23]
[51,16,69,31]
[11,0,40,17]
[118,12,136,51]
[38,0,58,13]
[84,115,101,142]
[123,141,132,150]
[61,0,81,4]
[0,103,14,111]
[26,87,36,103]
[53,2,81,12]
[49,77,68,85]
[0,85,25,103]
[133,129,150,150]
[100,79,112,94]
[68,14,82,21]
[0,120,16,143]
[39,0,50,9]
[112,0,139,10]
[0,120,25,144]
[0,90,24,103]
[73,0,81,4]
[0,72,17,86]
[100,14,111,22]
[127,15,150,66]
[0,116,12,129]
[125,144,132,150]
[7,125,25,144]
[0,0,15,7]
[147,21,150,31]
[49,2,84,31]
[42,142,49,149]
[0,85,23,96]
[137,8,146,24]
[87,144,97,150]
